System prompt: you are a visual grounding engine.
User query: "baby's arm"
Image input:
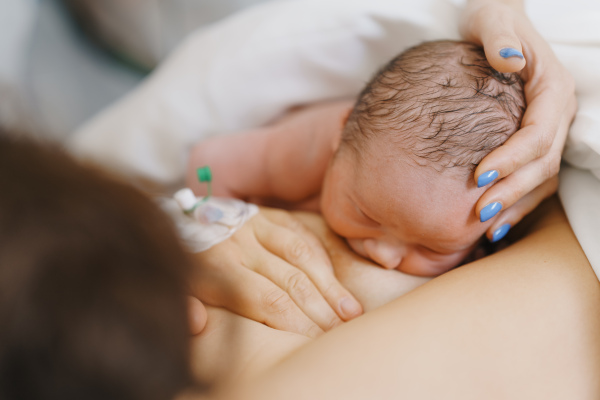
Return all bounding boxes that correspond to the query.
[186,128,276,199]
[186,100,353,206]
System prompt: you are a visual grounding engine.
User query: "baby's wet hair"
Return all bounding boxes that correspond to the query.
[341,40,525,174]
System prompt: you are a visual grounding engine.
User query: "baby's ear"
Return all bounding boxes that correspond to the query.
[340,107,352,128]
[332,107,353,152]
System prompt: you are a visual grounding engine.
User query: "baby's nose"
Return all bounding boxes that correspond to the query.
[363,239,404,270]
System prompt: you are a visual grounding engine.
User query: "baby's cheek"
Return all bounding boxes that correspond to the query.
[346,238,369,259]
[320,214,372,260]
[320,201,356,239]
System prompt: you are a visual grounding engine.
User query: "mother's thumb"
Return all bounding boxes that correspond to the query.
[482,30,526,73]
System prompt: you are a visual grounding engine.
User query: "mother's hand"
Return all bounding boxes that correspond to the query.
[460,0,577,241]
[188,207,362,338]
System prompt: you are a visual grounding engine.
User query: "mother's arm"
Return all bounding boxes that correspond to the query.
[231,197,600,400]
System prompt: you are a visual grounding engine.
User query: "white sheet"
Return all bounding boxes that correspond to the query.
[68,0,463,186]
[68,0,600,275]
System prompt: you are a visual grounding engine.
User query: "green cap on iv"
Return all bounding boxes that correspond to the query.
[197,166,212,183]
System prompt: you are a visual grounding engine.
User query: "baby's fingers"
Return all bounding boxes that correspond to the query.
[484,176,558,242]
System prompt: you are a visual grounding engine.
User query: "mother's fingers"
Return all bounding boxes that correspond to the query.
[463,0,575,218]
[259,207,331,261]
[475,148,559,221]
[460,1,526,73]
[474,79,572,189]
[227,267,324,338]
[256,209,363,321]
[188,296,208,336]
[250,249,343,331]
[475,95,575,217]
[190,245,323,338]
[479,14,526,73]
[484,176,559,242]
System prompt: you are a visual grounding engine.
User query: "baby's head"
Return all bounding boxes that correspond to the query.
[321,40,525,276]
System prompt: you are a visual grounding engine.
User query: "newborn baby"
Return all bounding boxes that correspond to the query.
[187,40,525,276]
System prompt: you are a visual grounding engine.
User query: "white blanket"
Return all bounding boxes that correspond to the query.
[68,0,600,276]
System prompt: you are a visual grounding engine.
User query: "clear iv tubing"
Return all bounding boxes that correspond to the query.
[170,188,258,252]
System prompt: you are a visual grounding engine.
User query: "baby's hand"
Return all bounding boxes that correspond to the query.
[460,0,576,241]
[188,207,363,338]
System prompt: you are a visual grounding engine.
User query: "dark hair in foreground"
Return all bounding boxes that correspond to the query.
[0,134,193,400]
[342,40,526,173]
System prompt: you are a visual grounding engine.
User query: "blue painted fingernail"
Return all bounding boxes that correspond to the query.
[480,202,502,222]
[491,223,511,242]
[477,170,499,188]
[499,47,524,59]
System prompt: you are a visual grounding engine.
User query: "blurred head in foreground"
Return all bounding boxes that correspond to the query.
[0,133,194,400]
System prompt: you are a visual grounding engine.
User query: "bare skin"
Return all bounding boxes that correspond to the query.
[186,100,351,209]
[187,99,499,276]
[186,197,600,400]
[461,0,576,238]
[186,206,363,337]
[187,207,433,389]
[180,1,581,378]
